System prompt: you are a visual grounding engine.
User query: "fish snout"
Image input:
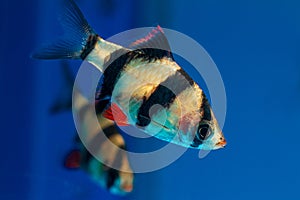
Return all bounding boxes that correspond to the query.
[216,138,227,148]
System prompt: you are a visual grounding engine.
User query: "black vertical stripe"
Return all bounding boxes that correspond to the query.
[106,168,119,189]
[95,49,155,104]
[136,69,194,127]
[96,48,167,101]
[136,85,175,126]
[96,46,177,99]
[95,99,110,114]
[200,92,212,121]
[177,68,194,86]
[96,49,131,99]
[80,34,99,60]
[106,147,124,189]
[191,92,212,148]
[190,138,203,148]
[95,50,132,114]
[95,48,179,114]
[105,144,125,189]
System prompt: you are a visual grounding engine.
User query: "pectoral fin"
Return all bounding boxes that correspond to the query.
[103,103,129,126]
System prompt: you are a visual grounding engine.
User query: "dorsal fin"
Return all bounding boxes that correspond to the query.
[130,25,174,60]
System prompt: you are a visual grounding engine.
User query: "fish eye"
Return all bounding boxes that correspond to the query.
[197,124,210,140]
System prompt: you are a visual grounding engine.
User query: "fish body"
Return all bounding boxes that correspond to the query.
[33,0,226,150]
[52,62,133,195]
[64,114,134,195]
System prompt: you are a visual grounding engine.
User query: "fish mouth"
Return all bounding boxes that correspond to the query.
[216,139,227,148]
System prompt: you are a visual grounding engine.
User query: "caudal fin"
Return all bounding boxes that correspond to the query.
[32,0,98,60]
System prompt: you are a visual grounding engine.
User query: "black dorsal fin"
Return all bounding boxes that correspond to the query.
[129,25,174,60]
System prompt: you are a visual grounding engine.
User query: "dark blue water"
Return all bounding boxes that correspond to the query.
[1,0,300,199]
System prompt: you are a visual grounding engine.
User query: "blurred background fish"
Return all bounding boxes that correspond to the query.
[51,62,133,195]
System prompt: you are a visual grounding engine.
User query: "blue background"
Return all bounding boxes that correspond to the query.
[1,0,300,199]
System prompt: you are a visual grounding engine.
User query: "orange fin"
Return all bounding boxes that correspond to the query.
[103,103,129,126]
[121,183,133,193]
[64,149,81,169]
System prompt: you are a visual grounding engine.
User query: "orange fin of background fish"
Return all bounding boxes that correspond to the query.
[103,103,129,126]
[64,149,81,169]
[121,183,133,193]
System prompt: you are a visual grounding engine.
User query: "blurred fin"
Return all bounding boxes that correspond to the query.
[64,149,81,169]
[31,0,98,60]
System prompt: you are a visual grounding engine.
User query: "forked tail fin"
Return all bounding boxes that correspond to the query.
[32,0,98,60]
